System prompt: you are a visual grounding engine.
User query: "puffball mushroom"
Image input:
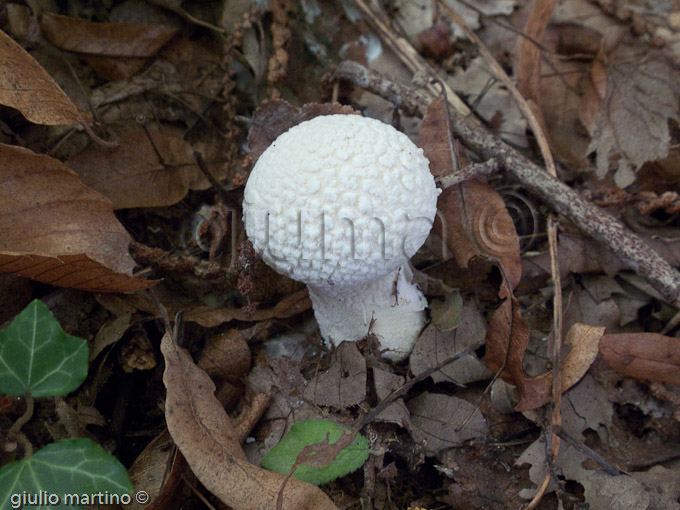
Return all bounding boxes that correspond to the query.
[243,114,440,360]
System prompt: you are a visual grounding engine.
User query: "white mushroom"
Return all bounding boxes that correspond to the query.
[243,114,440,360]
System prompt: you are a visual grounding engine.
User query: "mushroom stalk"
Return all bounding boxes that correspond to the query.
[308,265,427,360]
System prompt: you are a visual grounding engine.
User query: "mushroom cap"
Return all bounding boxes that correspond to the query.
[243,114,439,287]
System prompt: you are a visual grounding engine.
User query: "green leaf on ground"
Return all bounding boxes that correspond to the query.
[261,419,370,485]
[0,438,133,509]
[0,299,88,397]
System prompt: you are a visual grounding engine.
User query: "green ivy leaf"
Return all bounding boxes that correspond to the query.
[261,419,369,485]
[0,299,88,398]
[0,438,133,509]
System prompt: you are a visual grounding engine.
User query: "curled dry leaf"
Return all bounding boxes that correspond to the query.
[421,97,522,291]
[183,288,312,327]
[599,333,680,386]
[515,323,605,412]
[435,180,522,292]
[40,13,178,80]
[67,130,227,209]
[160,330,338,510]
[0,143,153,292]
[484,295,531,405]
[418,96,458,178]
[0,28,89,126]
[248,100,360,164]
[127,429,185,510]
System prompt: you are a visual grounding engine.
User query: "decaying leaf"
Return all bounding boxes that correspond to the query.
[127,429,185,510]
[197,329,252,383]
[372,367,411,428]
[516,323,605,412]
[304,342,366,408]
[483,295,531,403]
[587,42,680,187]
[183,288,312,327]
[67,130,227,209]
[410,301,491,385]
[248,100,360,163]
[160,330,338,510]
[408,392,488,455]
[599,333,680,386]
[0,143,152,292]
[40,13,178,80]
[434,180,522,292]
[418,96,458,177]
[0,28,89,126]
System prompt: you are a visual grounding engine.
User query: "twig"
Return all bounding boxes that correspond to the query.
[193,151,240,210]
[7,394,34,458]
[332,61,680,307]
[352,0,470,116]
[436,158,499,188]
[556,427,621,475]
[129,241,236,281]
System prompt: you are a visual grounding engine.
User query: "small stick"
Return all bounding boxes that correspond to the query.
[137,115,166,166]
[193,151,240,210]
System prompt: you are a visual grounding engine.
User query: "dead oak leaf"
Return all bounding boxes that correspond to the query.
[0,28,89,126]
[599,332,680,386]
[67,130,227,209]
[40,13,178,80]
[0,143,152,292]
[160,331,338,510]
[587,43,680,187]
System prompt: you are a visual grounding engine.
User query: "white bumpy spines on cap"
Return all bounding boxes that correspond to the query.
[243,114,440,360]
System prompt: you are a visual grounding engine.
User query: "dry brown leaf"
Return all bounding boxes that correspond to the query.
[248,100,360,164]
[516,0,557,107]
[67,130,225,209]
[587,41,680,187]
[599,333,680,386]
[304,342,366,408]
[198,329,252,383]
[418,96,457,177]
[410,301,491,385]
[40,13,178,80]
[127,429,185,510]
[372,367,411,428]
[161,330,337,510]
[516,323,605,412]
[0,28,89,126]
[434,180,522,291]
[0,143,153,292]
[183,288,311,327]
[408,392,488,455]
[484,295,532,404]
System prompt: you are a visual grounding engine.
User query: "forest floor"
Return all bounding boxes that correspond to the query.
[1,0,680,509]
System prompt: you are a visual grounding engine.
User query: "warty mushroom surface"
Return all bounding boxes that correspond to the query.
[243,114,440,360]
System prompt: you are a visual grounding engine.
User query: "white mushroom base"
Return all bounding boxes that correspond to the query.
[308,265,426,361]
